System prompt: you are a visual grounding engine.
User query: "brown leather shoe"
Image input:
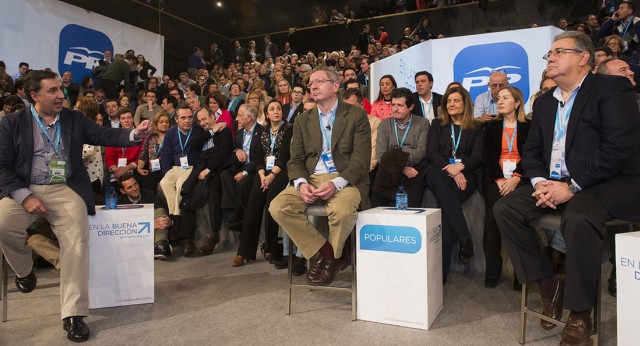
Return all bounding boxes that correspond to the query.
[540,274,565,330]
[308,256,348,286]
[231,255,246,267]
[197,235,219,256]
[306,253,324,281]
[560,312,591,346]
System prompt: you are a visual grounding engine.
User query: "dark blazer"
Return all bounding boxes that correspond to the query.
[288,101,371,206]
[227,123,264,174]
[412,92,442,119]
[190,127,234,175]
[137,61,157,81]
[524,73,640,222]
[483,119,530,181]
[282,102,304,123]
[0,107,136,214]
[426,118,484,176]
[254,122,293,172]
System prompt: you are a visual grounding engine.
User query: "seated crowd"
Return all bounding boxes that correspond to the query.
[1,3,639,343]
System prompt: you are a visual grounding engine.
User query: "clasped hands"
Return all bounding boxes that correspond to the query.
[442,163,466,190]
[532,180,574,209]
[299,181,336,204]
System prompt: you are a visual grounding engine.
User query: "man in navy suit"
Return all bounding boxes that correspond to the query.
[495,31,640,345]
[0,70,152,342]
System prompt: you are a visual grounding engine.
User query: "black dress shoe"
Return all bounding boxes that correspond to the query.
[459,239,474,264]
[63,316,90,342]
[292,256,307,276]
[484,280,498,288]
[540,274,565,330]
[183,239,197,257]
[15,269,37,293]
[274,257,288,269]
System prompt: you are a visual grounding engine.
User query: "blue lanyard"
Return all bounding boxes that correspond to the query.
[269,122,283,155]
[32,108,61,154]
[554,95,577,145]
[450,123,462,158]
[393,116,413,148]
[154,138,163,156]
[420,97,433,118]
[621,16,634,38]
[503,121,517,156]
[121,147,126,156]
[319,111,336,151]
[178,127,193,154]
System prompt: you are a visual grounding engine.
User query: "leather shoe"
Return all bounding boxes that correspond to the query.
[197,235,219,256]
[560,312,591,346]
[308,256,348,285]
[63,316,90,342]
[232,255,246,267]
[183,240,197,257]
[306,253,324,281]
[539,274,565,330]
[292,256,307,276]
[15,269,37,293]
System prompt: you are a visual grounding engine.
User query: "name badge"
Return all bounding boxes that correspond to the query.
[117,157,127,168]
[266,155,276,171]
[502,159,517,179]
[180,155,189,170]
[150,158,161,172]
[49,155,67,184]
[449,158,462,165]
[549,142,563,180]
[321,151,338,173]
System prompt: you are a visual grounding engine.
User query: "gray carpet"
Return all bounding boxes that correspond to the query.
[0,244,618,346]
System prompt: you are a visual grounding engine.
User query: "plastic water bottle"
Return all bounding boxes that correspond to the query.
[105,187,118,210]
[396,186,408,210]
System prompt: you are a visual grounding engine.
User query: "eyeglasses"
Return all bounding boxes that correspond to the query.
[543,48,584,60]
[292,90,304,95]
[307,79,333,88]
[490,83,506,89]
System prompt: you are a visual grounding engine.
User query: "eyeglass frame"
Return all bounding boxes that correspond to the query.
[543,47,584,61]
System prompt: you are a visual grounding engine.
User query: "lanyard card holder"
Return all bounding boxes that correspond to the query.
[321,150,338,173]
[50,153,67,183]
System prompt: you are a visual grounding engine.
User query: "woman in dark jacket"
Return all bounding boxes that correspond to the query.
[135,54,157,90]
[426,86,483,283]
[482,86,530,288]
[232,100,293,266]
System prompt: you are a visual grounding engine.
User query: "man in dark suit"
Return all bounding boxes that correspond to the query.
[101,99,120,128]
[282,84,305,123]
[220,103,263,231]
[412,71,442,123]
[355,24,372,54]
[263,35,278,60]
[0,70,152,342]
[232,40,248,64]
[494,32,640,345]
[270,66,371,286]
[209,42,224,68]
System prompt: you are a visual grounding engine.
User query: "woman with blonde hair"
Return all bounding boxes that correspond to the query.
[482,86,530,288]
[274,79,292,105]
[426,86,483,283]
[136,110,171,200]
[245,91,267,125]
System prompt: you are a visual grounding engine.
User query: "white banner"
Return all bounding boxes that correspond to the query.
[88,204,154,309]
[370,26,563,112]
[0,0,164,84]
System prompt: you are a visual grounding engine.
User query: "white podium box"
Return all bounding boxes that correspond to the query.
[356,207,442,330]
[88,204,154,309]
[616,231,640,345]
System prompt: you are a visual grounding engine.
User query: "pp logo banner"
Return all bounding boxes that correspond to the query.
[453,42,530,103]
[359,225,422,254]
[58,24,113,84]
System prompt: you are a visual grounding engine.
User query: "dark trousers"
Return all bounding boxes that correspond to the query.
[177,209,197,240]
[426,169,477,274]
[494,185,612,312]
[371,171,426,208]
[237,171,289,260]
[207,173,224,243]
[220,168,255,219]
[102,78,119,100]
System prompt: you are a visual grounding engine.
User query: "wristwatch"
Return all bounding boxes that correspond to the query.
[567,181,580,194]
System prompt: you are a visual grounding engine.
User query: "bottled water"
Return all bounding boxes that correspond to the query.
[105,187,118,210]
[396,186,408,210]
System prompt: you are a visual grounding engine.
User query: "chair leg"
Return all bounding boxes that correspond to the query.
[592,277,601,346]
[519,283,527,344]
[285,236,294,315]
[2,253,8,322]
[350,230,357,321]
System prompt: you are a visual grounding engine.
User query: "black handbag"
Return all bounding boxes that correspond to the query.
[179,177,210,210]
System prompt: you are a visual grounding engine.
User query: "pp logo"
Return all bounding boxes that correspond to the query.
[453,42,530,104]
[58,24,113,84]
